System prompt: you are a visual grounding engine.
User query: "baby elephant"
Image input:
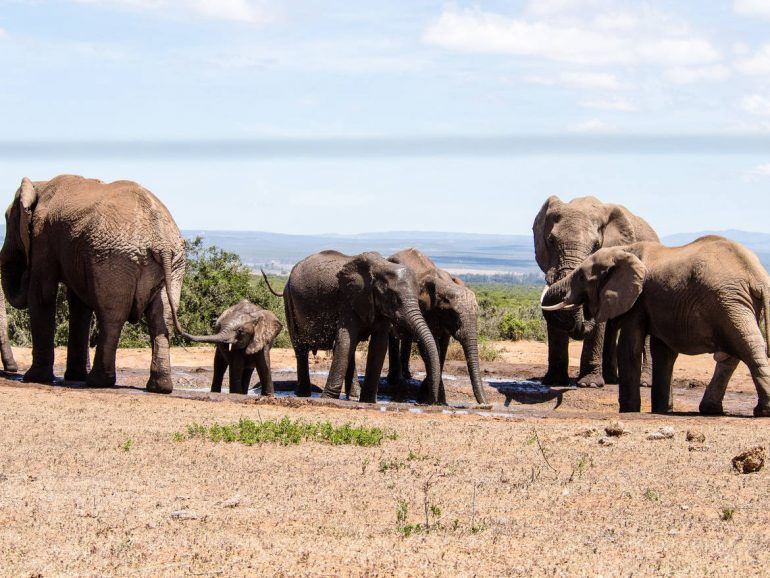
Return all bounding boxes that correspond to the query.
[185,300,283,395]
[542,236,770,417]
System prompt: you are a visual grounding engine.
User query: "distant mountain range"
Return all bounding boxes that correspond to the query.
[183,229,770,276]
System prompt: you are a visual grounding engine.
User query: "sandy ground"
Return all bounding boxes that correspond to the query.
[1,342,768,576]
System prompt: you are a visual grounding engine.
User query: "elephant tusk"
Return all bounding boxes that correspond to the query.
[540,284,550,305]
[541,301,579,312]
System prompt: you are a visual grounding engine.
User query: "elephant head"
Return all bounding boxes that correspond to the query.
[338,252,442,403]
[421,274,487,404]
[541,247,647,324]
[533,195,637,337]
[0,177,40,309]
[182,299,283,360]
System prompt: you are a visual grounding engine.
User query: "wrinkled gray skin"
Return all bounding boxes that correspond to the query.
[0,291,17,373]
[385,248,487,405]
[533,196,658,388]
[542,236,770,417]
[0,175,186,392]
[183,300,282,395]
[266,251,441,404]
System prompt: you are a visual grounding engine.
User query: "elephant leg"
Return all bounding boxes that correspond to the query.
[87,318,123,388]
[255,348,274,397]
[359,328,388,403]
[322,325,357,399]
[24,278,58,383]
[577,322,606,388]
[725,314,770,417]
[436,334,449,405]
[602,319,619,384]
[0,292,17,373]
[641,335,653,388]
[345,347,360,400]
[295,346,312,397]
[241,366,255,393]
[616,320,645,413]
[64,288,92,383]
[228,350,245,394]
[144,292,173,394]
[211,345,228,393]
[386,335,402,385]
[650,335,677,414]
[400,337,413,380]
[541,324,570,385]
[699,356,739,416]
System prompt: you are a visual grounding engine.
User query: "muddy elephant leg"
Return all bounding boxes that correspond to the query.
[650,335,677,414]
[228,350,245,394]
[617,320,645,413]
[386,335,402,385]
[143,292,173,393]
[295,346,312,397]
[602,319,619,384]
[359,328,388,403]
[345,346,360,400]
[24,277,58,383]
[436,333,449,405]
[0,292,17,373]
[641,336,653,387]
[699,356,739,415]
[255,348,274,397]
[64,288,92,383]
[578,322,606,388]
[723,314,770,417]
[400,337,413,380]
[87,317,123,388]
[322,324,358,399]
[211,345,228,393]
[542,324,570,385]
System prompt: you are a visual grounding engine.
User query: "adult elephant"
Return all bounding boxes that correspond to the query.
[533,196,658,388]
[263,251,441,404]
[1,175,186,392]
[183,299,283,395]
[541,237,770,417]
[386,248,487,405]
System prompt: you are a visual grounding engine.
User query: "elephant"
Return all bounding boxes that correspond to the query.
[182,300,283,395]
[541,236,770,417]
[385,248,487,404]
[533,196,659,388]
[0,292,18,373]
[262,250,441,404]
[0,175,187,392]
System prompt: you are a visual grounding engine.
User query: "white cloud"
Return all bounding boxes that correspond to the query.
[745,162,770,181]
[665,64,730,84]
[526,71,623,90]
[71,0,271,24]
[741,94,770,116]
[734,0,770,18]
[736,44,770,75]
[526,0,601,17]
[423,7,721,67]
[568,118,612,132]
[580,97,636,112]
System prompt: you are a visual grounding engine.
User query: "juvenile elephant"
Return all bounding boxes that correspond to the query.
[183,300,283,395]
[533,196,658,388]
[541,236,770,417]
[263,251,441,403]
[386,248,487,404]
[1,175,186,392]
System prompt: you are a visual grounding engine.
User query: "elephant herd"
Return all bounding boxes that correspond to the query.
[1,175,769,417]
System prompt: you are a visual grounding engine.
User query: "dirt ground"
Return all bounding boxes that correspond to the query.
[1,341,768,576]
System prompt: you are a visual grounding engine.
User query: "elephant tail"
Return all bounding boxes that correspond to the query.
[261,269,284,297]
[158,249,187,336]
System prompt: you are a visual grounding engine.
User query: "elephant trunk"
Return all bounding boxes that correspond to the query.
[0,257,29,309]
[541,277,594,339]
[180,329,235,344]
[401,300,441,404]
[459,333,487,405]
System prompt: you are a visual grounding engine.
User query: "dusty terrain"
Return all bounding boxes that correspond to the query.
[1,341,768,576]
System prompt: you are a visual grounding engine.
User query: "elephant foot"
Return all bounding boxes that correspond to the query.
[618,405,641,413]
[577,371,605,388]
[23,365,56,384]
[64,368,89,383]
[651,405,673,415]
[2,359,18,373]
[603,370,619,385]
[699,400,724,416]
[320,389,340,400]
[295,383,312,397]
[86,369,117,388]
[539,370,570,386]
[753,404,770,417]
[146,372,173,394]
[417,379,446,405]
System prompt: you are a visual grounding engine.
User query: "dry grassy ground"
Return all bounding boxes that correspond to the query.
[1,342,768,576]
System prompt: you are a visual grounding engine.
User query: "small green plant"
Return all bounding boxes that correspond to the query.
[178,417,394,447]
[379,458,405,473]
[120,439,133,452]
[172,432,184,443]
[644,488,660,502]
[721,507,736,521]
[569,454,590,482]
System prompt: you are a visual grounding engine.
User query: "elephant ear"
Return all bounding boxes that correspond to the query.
[18,177,38,262]
[602,204,636,247]
[419,274,438,312]
[338,253,376,325]
[594,251,646,323]
[533,196,562,273]
[246,311,283,355]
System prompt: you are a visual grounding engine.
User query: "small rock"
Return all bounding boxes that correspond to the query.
[686,430,705,443]
[688,444,711,452]
[604,421,625,437]
[576,427,598,437]
[680,505,690,511]
[732,446,766,474]
[170,510,198,520]
[598,436,615,446]
[221,495,241,508]
[647,426,675,440]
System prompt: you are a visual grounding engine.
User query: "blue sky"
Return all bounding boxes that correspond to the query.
[1,0,770,235]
